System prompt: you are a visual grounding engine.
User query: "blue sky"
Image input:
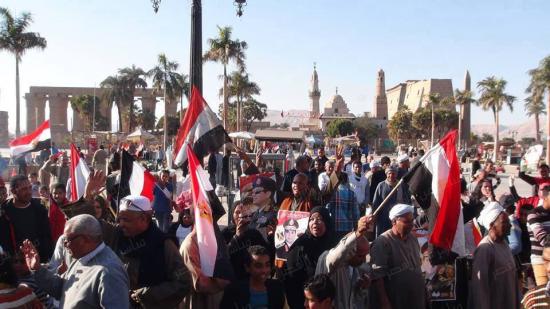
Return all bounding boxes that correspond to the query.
[1,0,549,133]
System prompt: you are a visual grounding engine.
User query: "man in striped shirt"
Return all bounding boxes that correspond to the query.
[522,246,550,309]
[527,185,550,286]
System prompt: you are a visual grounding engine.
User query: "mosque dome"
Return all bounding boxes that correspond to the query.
[325,93,345,109]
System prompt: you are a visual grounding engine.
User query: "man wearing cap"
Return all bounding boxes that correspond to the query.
[371,167,412,237]
[370,204,425,309]
[468,202,519,309]
[396,154,410,180]
[114,195,192,308]
[250,176,278,241]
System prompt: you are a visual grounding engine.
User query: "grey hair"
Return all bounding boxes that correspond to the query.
[66,214,102,242]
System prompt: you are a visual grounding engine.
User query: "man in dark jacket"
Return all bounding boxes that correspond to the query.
[0,175,53,260]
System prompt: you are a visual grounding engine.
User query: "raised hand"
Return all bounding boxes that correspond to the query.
[356,215,373,237]
[335,144,345,172]
[85,170,106,201]
[20,239,41,271]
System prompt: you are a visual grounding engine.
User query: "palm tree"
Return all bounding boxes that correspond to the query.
[477,76,516,161]
[424,93,448,147]
[100,75,128,132]
[148,54,188,150]
[524,93,546,143]
[451,89,476,148]
[527,56,550,162]
[203,26,247,131]
[119,65,147,131]
[0,7,47,136]
[223,71,260,131]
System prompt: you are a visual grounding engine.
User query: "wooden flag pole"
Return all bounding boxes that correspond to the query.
[371,178,405,218]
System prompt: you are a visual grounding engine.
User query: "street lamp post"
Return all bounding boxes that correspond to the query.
[151,0,247,95]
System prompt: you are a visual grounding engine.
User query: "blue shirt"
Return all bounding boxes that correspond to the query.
[152,182,173,213]
[249,289,268,308]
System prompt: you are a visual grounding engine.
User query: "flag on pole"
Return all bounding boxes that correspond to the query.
[120,150,155,201]
[48,196,66,242]
[187,146,218,276]
[403,130,465,255]
[69,144,90,201]
[173,86,231,167]
[9,120,51,158]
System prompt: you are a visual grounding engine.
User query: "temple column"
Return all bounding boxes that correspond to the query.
[98,98,112,131]
[71,99,85,132]
[141,95,157,130]
[49,94,69,145]
[165,98,178,118]
[34,95,46,127]
[25,93,36,133]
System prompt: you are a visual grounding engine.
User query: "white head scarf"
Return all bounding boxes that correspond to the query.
[389,204,414,221]
[478,202,504,230]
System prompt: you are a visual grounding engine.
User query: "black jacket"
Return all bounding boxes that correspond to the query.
[219,279,285,309]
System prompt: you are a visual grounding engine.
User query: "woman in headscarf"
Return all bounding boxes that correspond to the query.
[283,206,336,309]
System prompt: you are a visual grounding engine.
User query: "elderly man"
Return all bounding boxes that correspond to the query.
[20,214,129,308]
[396,154,410,179]
[315,215,372,309]
[279,173,319,212]
[115,195,192,308]
[372,167,412,237]
[370,204,425,309]
[1,175,53,260]
[318,160,335,192]
[468,202,519,309]
[40,154,70,189]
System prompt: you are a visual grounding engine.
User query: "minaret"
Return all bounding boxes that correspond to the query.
[373,69,388,119]
[309,63,321,117]
[461,70,471,145]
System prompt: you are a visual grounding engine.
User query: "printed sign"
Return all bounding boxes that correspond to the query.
[274,210,309,262]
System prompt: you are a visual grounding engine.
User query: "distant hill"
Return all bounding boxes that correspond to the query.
[471,119,544,139]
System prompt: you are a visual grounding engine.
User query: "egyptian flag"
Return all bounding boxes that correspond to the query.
[69,144,90,201]
[403,130,465,256]
[120,150,155,201]
[9,120,51,158]
[48,196,66,242]
[187,146,218,276]
[173,86,231,167]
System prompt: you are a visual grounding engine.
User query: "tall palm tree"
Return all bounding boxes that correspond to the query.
[524,93,546,143]
[527,56,550,162]
[148,54,188,150]
[100,75,127,132]
[451,89,476,148]
[224,71,260,131]
[203,26,247,131]
[477,76,516,161]
[424,93,448,146]
[0,7,47,136]
[119,65,147,131]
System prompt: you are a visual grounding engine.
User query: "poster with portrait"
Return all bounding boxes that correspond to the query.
[239,172,274,197]
[427,262,457,301]
[274,210,310,262]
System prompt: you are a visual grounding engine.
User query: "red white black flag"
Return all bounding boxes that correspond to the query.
[120,150,155,201]
[403,130,465,255]
[9,120,51,158]
[173,86,231,167]
[69,143,90,201]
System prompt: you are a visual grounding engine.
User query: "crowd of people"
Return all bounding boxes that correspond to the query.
[0,142,549,308]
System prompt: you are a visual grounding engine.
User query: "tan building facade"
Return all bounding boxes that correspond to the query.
[319,89,355,130]
[386,79,454,119]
